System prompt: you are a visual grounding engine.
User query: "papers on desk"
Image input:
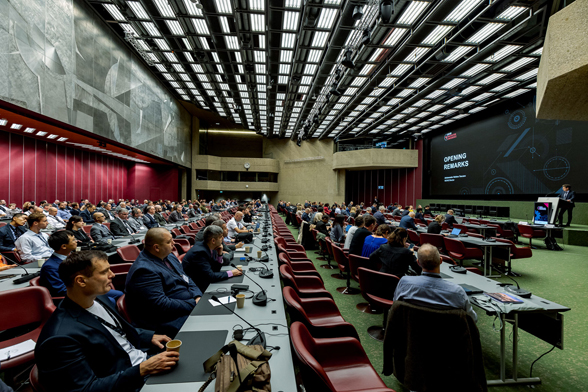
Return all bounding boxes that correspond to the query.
[235,248,246,252]
[209,295,236,307]
[0,339,36,361]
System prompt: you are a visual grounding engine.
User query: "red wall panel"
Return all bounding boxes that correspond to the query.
[125,164,179,202]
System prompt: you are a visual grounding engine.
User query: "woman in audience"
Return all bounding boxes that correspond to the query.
[66,215,93,245]
[427,214,444,234]
[323,203,331,216]
[312,212,323,224]
[330,214,346,244]
[349,207,357,218]
[361,224,391,257]
[371,228,422,278]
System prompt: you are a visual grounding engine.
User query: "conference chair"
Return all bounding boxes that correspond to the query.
[0,287,55,371]
[324,238,339,272]
[116,294,132,323]
[109,263,133,274]
[494,238,532,276]
[29,277,65,305]
[488,224,515,240]
[116,245,140,263]
[443,237,483,267]
[279,264,333,299]
[407,230,421,245]
[283,287,359,340]
[383,301,486,392]
[278,253,323,281]
[357,267,399,342]
[0,250,24,265]
[82,225,92,236]
[517,224,545,248]
[331,243,359,294]
[419,233,445,253]
[348,254,382,314]
[275,236,305,252]
[29,365,46,392]
[290,322,394,392]
[173,238,191,254]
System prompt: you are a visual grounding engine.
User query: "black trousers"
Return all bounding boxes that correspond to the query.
[558,203,573,225]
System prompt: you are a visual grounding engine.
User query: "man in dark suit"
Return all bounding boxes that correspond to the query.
[556,184,575,227]
[110,209,137,237]
[90,212,116,243]
[444,210,458,229]
[35,250,178,392]
[80,204,96,224]
[168,205,186,223]
[142,206,160,229]
[103,203,116,221]
[125,228,202,336]
[182,225,242,292]
[40,230,78,297]
[0,213,27,252]
[154,205,168,226]
[374,206,387,225]
[349,215,377,256]
[399,212,417,230]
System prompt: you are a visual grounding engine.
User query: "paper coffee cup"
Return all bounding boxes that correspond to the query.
[257,251,262,258]
[245,246,252,253]
[236,265,243,270]
[37,259,45,268]
[166,340,182,352]
[76,247,81,252]
[107,239,112,244]
[236,294,246,308]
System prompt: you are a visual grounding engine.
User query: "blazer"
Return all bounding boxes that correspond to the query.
[154,212,168,225]
[187,209,198,218]
[444,214,458,229]
[427,221,442,235]
[374,211,386,225]
[110,218,135,237]
[70,209,81,216]
[557,188,576,207]
[0,224,27,252]
[91,224,115,243]
[168,211,184,223]
[80,210,95,224]
[372,244,422,279]
[349,227,373,256]
[39,254,67,297]
[182,242,230,292]
[35,295,154,392]
[127,217,143,232]
[73,228,92,244]
[125,250,202,336]
[142,214,159,229]
[399,215,417,230]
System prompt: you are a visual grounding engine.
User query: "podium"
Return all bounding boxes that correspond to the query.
[537,197,561,224]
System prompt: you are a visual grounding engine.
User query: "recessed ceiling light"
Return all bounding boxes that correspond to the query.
[36,131,47,136]
[0,119,7,126]
[47,134,58,139]
[10,124,22,130]
[57,137,68,142]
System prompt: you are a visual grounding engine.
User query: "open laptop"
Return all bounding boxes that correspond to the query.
[447,228,461,238]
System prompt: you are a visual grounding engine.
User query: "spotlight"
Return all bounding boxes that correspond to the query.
[380,0,394,24]
[330,84,342,96]
[313,114,319,124]
[434,49,449,61]
[361,28,371,45]
[335,68,342,81]
[296,134,302,147]
[352,5,364,20]
[341,49,355,69]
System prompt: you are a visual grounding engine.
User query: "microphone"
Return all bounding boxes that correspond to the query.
[128,232,141,245]
[503,273,532,298]
[246,242,270,263]
[4,254,42,284]
[3,253,30,276]
[210,295,266,347]
[230,263,267,306]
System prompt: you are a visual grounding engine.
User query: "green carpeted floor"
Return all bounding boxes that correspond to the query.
[281,216,588,391]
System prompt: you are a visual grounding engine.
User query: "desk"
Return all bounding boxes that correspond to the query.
[439,263,570,386]
[459,223,496,238]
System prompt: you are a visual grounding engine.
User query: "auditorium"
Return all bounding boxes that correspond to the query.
[1,0,587,391]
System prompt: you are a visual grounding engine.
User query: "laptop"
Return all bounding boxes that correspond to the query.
[255,222,261,230]
[447,228,461,238]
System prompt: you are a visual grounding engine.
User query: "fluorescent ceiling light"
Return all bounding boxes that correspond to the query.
[154,0,175,17]
[127,2,149,19]
[254,50,265,62]
[184,51,194,62]
[279,64,291,74]
[165,20,184,35]
[180,74,190,81]
[256,64,266,73]
[182,38,192,51]
[379,76,398,88]
[57,137,68,142]
[413,99,431,107]
[444,0,483,23]
[460,63,490,77]
[443,46,475,62]
[303,64,317,74]
[103,4,126,21]
[0,119,6,126]
[441,78,467,89]
[211,52,220,62]
[503,89,529,98]
[466,23,505,44]
[468,106,487,113]
[471,92,495,101]
[164,52,179,62]
[215,0,233,14]
[382,28,408,46]
[300,76,312,85]
[154,64,166,72]
[278,76,289,84]
[224,36,239,50]
[312,31,329,47]
[198,36,210,49]
[191,19,210,35]
[285,0,302,8]
[369,48,386,62]
[397,89,415,98]
[250,14,265,32]
[282,33,296,48]
[280,50,293,62]
[475,73,505,85]
[351,77,366,86]
[219,16,231,33]
[36,131,48,136]
[344,87,358,96]
[514,68,538,81]
[490,81,518,92]
[10,124,22,130]
[154,39,170,50]
[192,63,205,73]
[484,45,522,62]
[530,47,543,55]
[23,127,36,133]
[390,63,412,76]
[135,39,150,51]
[409,78,431,89]
[426,90,446,99]
[283,11,300,31]
[141,22,161,36]
[317,8,337,29]
[496,6,527,20]
[404,47,429,63]
[172,63,185,72]
[460,85,481,95]
[249,0,264,11]
[501,57,535,72]
[421,25,453,45]
[307,49,322,63]
[47,134,58,139]
[397,1,429,24]
[146,53,159,63]
[359,64,375,75]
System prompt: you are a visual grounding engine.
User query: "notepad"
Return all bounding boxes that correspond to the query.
[0,339,36,361]
[209,295,236,307]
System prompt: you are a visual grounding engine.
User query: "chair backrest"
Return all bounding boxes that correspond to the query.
[116,294,132,323]
[517,224,534,237]
[330,243,348,271]
[82,225,92,235]
[282,286,311,324]
[325,237,334,257]
[419,233,445,250]
[29,276,41,286]
[443,237,467,254]
[0,286,55,332]
[174,238,191,248]
[116,245,141,263]
[111,272,128,291]
[289,322,336,392]
[357,267,399,305]
[311,229,318,241]
[279,264,300,292]
[278,252,292,267]
[407,230,421,245]
[171,228,182,238]
[178,253,186,262]
[110,263,133,274]
[30,365,47,392]
[440,255,457,265]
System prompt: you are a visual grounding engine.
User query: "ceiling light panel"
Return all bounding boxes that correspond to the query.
[192,19,210,35]
[283,11,300,31]
[279,64,291,74]
[312,31,329,47]
[490,81,518,92]
[224,36,239,50]
[484,45,522,62]
[282,33,296,48]
[164,52,179,62]
[443,46,475,62]
[397,2,429,25]
[103,4,126,21]
[165,20,184,35]
[251,14,265,32]
[382,28,408,46]
[369,48,386,62]
[390,63,412,76]
[127,2,149,19]
[466,23,505,44]
[514,68,538,81]
[154,39,170,50]
[409,78,431,89]
[280,50,293,62]
[219,16,231,33]
[503,89,529,98]
[496,6,527,20]
[303,64,317,74]
[441,78,467,89]
[460,63,490,77]
[183,0,203,16]
[307,50,322,63]
[501,57,536,72]
[249,0,264,11]
[403,47,429,63]
[199,36,210,49]
[421,25,453,45]
[141,22,161,36]
[444,0,484,23]
[153,0,174,17]
[317,8,338,29]
[471,92,494,101]
[215,0,233,14]
[475,73,506,85]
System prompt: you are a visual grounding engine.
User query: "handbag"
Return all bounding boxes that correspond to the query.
[199,340,272,392]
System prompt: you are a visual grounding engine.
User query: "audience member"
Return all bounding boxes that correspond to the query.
[315,215,330,238]
[57,202,72,221]
[329,214,346,243]
[349,215,377,256]
[374,205,386,225]
[128,208,147,232]
[70,202,81,216]
[154,205,168,225]
[66,215,93,245]
[15,213,53,263]
[226,211,252,239]
[80,204,96,223]
[362,224,392,257]
[125,228,202,336]
[142,206,160,229]
[110,209,137,237]
[168,205,186,223]
[0,213,27,252]
[427,215,444,234]
[393,244,477,322]
[103,203,116,221]
[371,228,421,279]
[40,230,78,297]
[399,212,417,230]
[392,205,403,217]
[35,250,178,392]
[90,212,116,243]
[344,215,364,250]
[444,209,458,229]
[47,207,67,230]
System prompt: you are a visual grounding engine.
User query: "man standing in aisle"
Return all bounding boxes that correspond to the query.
[556,184,575,227]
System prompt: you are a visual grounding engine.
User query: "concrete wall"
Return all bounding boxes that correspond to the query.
[263,138,344,205]
[194,180,278,192]
[193,155,279,173]
[333,148,418,170]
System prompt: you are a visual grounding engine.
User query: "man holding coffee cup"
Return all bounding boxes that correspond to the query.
[35,250,178,392]
[183,225,243,292]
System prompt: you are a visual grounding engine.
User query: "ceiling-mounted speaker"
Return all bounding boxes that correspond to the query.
[330,85,342,96]
[361,28,371,45]
[352,5,364,20]
[380,0,394,24]
[341,49,355,69]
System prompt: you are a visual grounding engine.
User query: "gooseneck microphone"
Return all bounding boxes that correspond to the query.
[210,295,266,347]
[4,254,42,284]
[128,232,141,245]
[3,254,30,277]
[230,263,267,306]
[503,273,532,298]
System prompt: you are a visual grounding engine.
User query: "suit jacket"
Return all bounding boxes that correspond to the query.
[349,227,373,256]
[399,215,417,230]
[427,221,442,235]
[127,217,143,232]
[70,209,81,216]
[39,254,67,297]
[142,214,159,229]
[110,218,135,237]
[182,242,230,292]
[125,250,202,336]
[80,210,95,224]
[35,295,154,392]
[103,210,116,222]
[374,211,386,225]
[556,189,576,207]
[0,224,27,252]
[154,212,168,225]
[168,211,184,223]
[73,228,92,244]
[187,209,198,218]
[444,214,457,229]
[91,223,115,243]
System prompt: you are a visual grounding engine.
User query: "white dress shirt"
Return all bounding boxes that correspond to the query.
[15,230,54,263]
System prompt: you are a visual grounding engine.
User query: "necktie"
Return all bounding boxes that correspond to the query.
[123,220,133,234]
[564,191,568,199]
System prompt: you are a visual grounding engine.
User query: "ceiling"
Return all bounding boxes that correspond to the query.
[87,0,553,146]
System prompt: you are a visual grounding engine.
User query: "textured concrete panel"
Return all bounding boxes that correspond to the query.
[332,149,418,170]
[536,0,588,121]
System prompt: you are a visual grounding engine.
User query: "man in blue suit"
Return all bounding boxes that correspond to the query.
[142,206,160,229]
[0,213,27,252]
[556,184,575,227]
[125,228,202,337]
[80,204,96,224]
[90,212,116,243]
[444,210,458,229]
[399,212,417,230]
[35,250,178,392]
[182,226,242,292]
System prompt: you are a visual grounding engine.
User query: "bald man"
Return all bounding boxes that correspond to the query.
[125,228,202,337]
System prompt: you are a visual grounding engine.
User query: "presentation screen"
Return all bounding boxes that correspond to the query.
[429,93,588,196]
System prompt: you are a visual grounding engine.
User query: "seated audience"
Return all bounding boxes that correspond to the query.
[392,205,403,217]
[0,213,28,252]
[187,204,198,218]
[57,202,72,221]
[125,228,202,336]
[40,230,78,297]
[301,208,311,222]
[110,209,137,237]
[444,209,458,229]
[394,244,477,322]
[399,212,417,230]
[154,205,168,225]
[103,203,116,221]
[142,206,160,229]
[36,250,178,392]
[66,216,94,245]
[15,213,53,263]
[349,215,377,256]
[344,215,363,250]
[182,226,242,292]
[168,205,186,223]
[427,215,444,234]
[349,207,357,218]
[374,205,387,225]
[80,204,96,224]
[226,211,252,239]
[128,208,147,232]
[315,215,330,237]
[414,206,425,221]
[91,212,116,243]
[47,207,67,230]
[423,205,435,217]
[69,202,81,216]
[371,228,422,278]
[362,223,392,257]
[329,214,346,243]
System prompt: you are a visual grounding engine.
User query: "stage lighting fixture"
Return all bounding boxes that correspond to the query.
[380,0,394,24]
[296,134,302,147]
[313,114,319,124]
[361,28,371,45]
[352,5,364,20]
[330,84,342,96]
[341,49,355,69]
